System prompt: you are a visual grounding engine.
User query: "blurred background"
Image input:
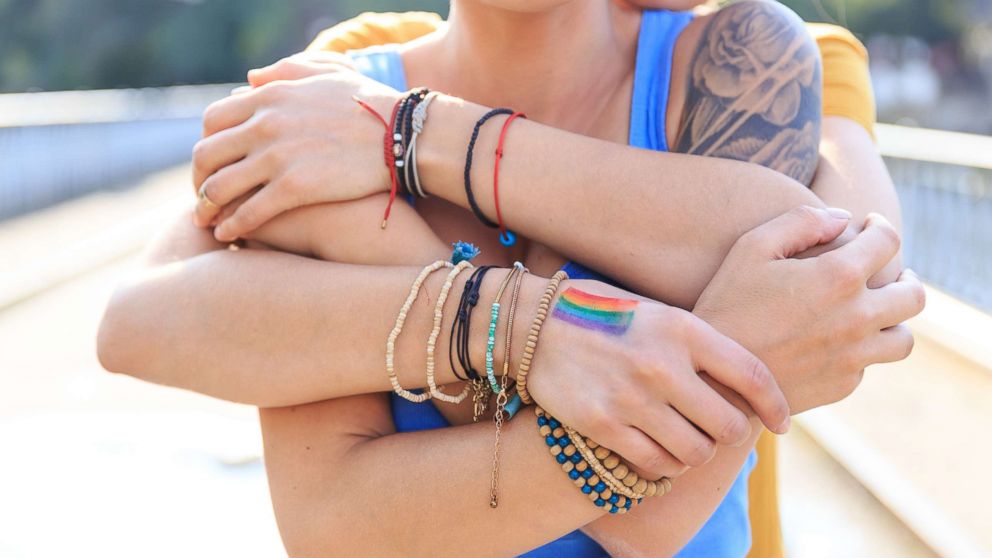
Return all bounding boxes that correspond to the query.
[0,1,989,557]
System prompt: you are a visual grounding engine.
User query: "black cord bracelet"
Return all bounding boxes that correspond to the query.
[464,108,513,229]
[449,265,494,381]
[394,88,429,197]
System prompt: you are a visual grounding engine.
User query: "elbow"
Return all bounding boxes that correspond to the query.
[96,281,158,381]
[96,288,137,376]
[273,497,357,558]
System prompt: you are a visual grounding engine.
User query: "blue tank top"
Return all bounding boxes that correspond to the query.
[350,10,756,557]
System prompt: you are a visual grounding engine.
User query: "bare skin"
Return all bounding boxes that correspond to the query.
[97,1,922,555]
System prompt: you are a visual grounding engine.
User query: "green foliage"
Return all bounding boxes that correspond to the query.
[778,0,966,43]
[0,0,976,93]
[0,0,447,93]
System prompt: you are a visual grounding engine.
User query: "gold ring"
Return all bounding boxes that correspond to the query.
[198,184,219,210]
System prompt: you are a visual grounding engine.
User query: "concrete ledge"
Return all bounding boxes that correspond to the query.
[909,286,992,374]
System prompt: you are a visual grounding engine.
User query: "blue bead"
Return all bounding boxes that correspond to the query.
[594,498,605,507]
[570,453,582,463]
[609,505,619,514]
[545,436,556,447]
[556,453,567,464]
[625,499,633,509]
[568,470,580,480]
[549,419,560,429]
[499,230,517,247]
[537,416,548,426]
[581,485,592,494]
[608,494,619,504]
[582,469,593,479]
[594,482,606,492]
[557,437,569,447]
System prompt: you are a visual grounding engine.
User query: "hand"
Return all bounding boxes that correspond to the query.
[247,51,357,87]
[694,206,925,414]
[191,65,400,241]
[526,280,791,480]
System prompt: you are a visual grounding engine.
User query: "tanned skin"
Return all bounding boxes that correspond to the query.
[675,1,822,186]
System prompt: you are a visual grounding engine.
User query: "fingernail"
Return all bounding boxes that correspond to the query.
[214,225,232,242]
[778,415,791,434]
[825,207,852,220]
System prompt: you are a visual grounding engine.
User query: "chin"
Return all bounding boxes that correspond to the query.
[623,0,710,9]
[465,0,709,13]
[465,0,579,12]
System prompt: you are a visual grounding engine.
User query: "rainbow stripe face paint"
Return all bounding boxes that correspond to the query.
[552,288,638,335]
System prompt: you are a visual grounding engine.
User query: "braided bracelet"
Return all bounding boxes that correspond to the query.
[405,91,438,199]
[386,260,452,403]
[465,108,512,229]
[426,260,474,403]
[515,270,568,405]
[536,407,671,514]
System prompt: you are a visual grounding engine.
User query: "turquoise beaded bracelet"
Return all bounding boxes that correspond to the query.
[486,301,501,393]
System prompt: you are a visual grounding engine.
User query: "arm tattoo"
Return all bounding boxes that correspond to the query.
[673,1,822,186]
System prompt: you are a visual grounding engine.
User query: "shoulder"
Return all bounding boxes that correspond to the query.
[667,0,822,185]
[307,11,442,53]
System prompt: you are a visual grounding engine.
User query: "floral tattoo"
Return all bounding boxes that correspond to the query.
[552,288,639,336]
[674,1,822,186]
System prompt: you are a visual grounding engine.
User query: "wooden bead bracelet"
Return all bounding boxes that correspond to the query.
[535,406,671,514]
[515,270,569,405]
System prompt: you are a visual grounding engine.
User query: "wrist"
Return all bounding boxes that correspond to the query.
[466,270,547,383]
[416,94,492,204]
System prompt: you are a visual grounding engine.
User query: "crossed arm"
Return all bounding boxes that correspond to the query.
[98,3,907,556]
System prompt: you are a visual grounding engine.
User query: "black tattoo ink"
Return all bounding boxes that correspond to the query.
[674,1,823,186]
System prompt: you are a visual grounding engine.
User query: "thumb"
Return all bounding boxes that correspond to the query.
[744,206,851,259]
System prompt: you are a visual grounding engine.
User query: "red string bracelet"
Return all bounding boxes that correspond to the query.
[354,95,402,228]
[493,112,526,246]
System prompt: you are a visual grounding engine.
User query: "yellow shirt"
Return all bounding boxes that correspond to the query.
[308,12,877,558]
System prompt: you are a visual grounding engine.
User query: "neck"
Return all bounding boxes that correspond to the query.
[407,1,640,131]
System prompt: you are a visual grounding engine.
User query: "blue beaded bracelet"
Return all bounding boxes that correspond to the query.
[535,407,669,514]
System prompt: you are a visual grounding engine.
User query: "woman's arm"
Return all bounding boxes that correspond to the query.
[260,384,760,557]
[814,115,902,285]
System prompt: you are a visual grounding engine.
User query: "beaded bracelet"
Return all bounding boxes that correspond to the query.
[486,264,522,394]
[426,260,474,403]
[535,406,671,514]
[385,260,453,403]
[515,270,568,405]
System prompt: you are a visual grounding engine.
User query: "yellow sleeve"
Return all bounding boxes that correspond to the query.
[807,22,877,137]
[306,11,442,53]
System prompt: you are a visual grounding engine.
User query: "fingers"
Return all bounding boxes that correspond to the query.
[686,319,790,434]
[202,93,257,137]
[865,324,916,364]
[247,52,355,88]
[192,123,258,191]
[635,406,718,468]
[599,425,688,480]
[214,178,297,242]
[868,268,927,329]
[825,213,901,281]
[193,157,269,227]
[668,375,752,447]
[739,205,851,259]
